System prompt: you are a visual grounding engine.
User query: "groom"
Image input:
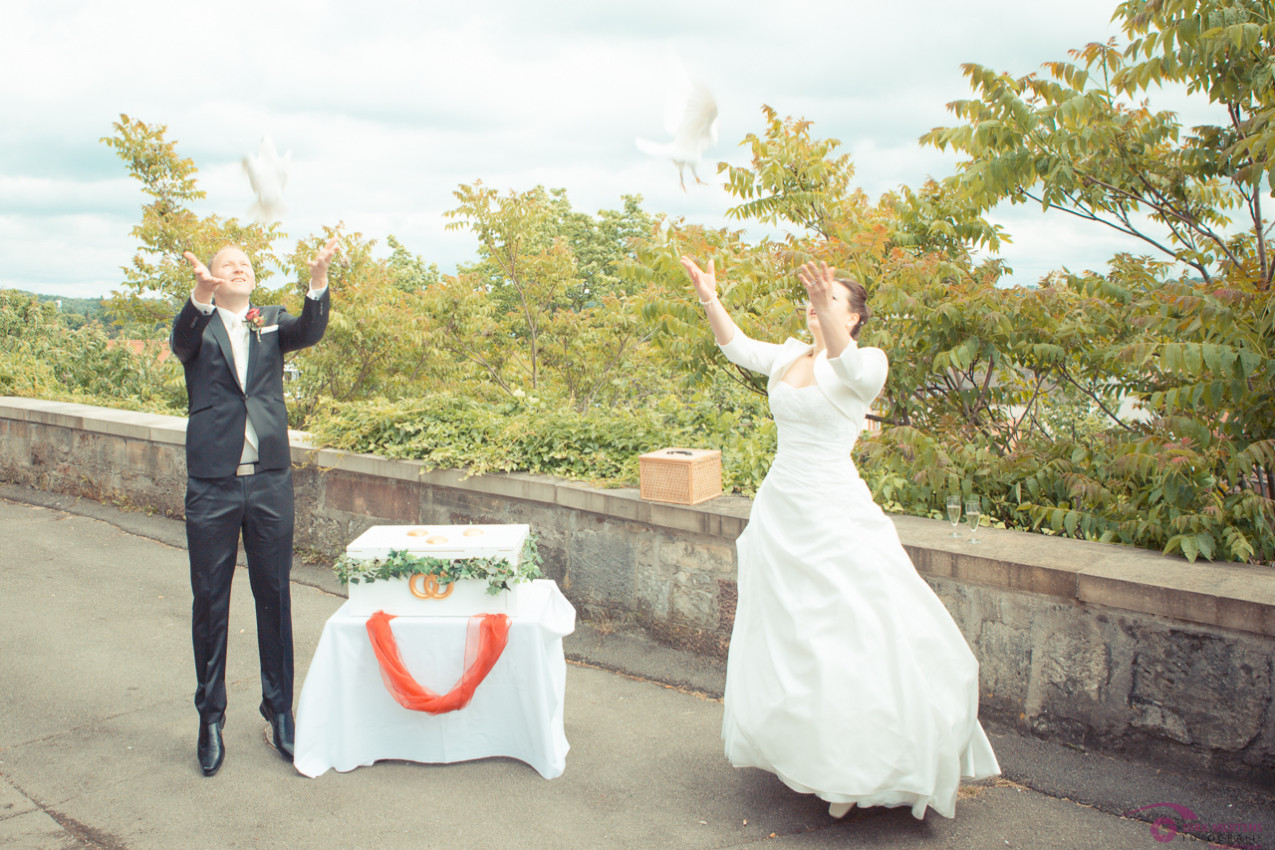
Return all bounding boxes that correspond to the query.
[170,236,338,776]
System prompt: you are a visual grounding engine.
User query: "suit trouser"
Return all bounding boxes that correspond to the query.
[185,466,295,724]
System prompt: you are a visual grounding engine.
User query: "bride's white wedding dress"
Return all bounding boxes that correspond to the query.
[720,335,1000,820]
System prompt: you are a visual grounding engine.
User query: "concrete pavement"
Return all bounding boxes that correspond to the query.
[1,485,1270,850]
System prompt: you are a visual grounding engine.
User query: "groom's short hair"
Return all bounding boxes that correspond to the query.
[208,245,248,270]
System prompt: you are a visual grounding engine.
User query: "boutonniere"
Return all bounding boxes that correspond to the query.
[244,308,265,335]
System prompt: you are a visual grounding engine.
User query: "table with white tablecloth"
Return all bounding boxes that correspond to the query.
[294,580,575,779]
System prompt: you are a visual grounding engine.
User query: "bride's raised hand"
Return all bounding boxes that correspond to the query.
[797,261,837,313]
[680,255,718,304]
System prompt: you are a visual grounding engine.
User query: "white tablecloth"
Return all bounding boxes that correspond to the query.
[294,580,575,779]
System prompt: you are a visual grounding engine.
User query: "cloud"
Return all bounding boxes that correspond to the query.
[0,212,135,296]
[0,0,1217,299]
[0,176,137,217]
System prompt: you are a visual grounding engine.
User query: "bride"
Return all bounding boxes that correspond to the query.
[680,255,1000,819]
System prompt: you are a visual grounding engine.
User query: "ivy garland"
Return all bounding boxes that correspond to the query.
[333,535,543,596]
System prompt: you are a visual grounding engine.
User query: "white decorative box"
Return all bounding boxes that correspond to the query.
[344,524,530,617]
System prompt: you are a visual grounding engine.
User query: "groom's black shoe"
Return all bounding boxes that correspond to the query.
[197,718,225,777]
[261,704,295,763]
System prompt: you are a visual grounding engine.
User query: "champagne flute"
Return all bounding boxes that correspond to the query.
[945,495,962,537]
[964,497,981,543]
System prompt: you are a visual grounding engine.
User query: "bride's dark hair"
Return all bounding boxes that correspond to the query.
[835,277,870,339]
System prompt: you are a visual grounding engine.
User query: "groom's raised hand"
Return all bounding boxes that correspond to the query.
[306,236,341,292]
[183,251,226,304]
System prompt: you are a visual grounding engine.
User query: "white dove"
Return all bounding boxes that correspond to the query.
[636,55,719,191]
[242,136,291,223]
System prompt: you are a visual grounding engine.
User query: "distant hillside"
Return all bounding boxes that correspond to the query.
[22,291,118,334]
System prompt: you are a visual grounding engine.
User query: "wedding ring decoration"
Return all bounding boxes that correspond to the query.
[395,526,487,599]
[408,573,455,600]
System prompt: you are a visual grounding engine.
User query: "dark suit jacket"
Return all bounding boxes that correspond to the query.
[170,292,329,479]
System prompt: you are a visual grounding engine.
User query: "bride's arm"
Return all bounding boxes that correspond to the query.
[827,340,889,402]
[798,260,888,401]
[681,255,786,375]
[680,256,738,346]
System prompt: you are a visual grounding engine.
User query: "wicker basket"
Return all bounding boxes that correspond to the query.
[639,448,722,505]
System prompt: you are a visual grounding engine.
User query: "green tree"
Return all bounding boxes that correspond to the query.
[0,289,183,411]
[443,182,576,393]
[637,106,1006,412]
[283,227,438,425]
[916,0,1275,560]
[436,182,658,409]
[637,100,1275,563]
[554,191,656,308]
[922,0,1275,288]
[385,235,442,293]
[0,292,63,396]
[101,115,286,330]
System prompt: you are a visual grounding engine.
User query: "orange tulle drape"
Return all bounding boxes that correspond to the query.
[365,610,512,714]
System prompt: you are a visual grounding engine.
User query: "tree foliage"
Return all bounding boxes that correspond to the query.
[17,13,1275,569]
[281,227,421,426]
[101,115,287,331]
[923,0,1275,288]
[305,390,775,496]
[430,182,660,410]
[0,289,184,411]
[633,89,1273,563]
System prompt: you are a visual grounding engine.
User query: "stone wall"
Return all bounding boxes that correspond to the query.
[2,396,1272,788]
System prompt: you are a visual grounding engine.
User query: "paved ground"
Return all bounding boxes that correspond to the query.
[1,484,1271,850]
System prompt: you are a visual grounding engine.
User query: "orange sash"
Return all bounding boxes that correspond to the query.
[365,611,511,714]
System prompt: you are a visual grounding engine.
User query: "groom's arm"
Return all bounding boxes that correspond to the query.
[171,298,213,364]
[279,236,338,352]
[171,251,227,364]
[278,288,330,352]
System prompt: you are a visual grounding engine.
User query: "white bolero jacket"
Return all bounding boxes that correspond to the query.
[719,332,889,425]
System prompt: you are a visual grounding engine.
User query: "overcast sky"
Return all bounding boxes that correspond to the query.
[0,0,1218,299]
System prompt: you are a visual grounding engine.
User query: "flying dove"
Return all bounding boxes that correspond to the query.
[636,52,719,191]
[242,136,291,223]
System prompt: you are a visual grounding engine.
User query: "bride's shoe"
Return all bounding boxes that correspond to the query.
[828,801,855,818]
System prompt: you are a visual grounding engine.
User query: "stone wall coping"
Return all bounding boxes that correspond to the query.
[2,396,187,445]
[4,395,1273,638]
